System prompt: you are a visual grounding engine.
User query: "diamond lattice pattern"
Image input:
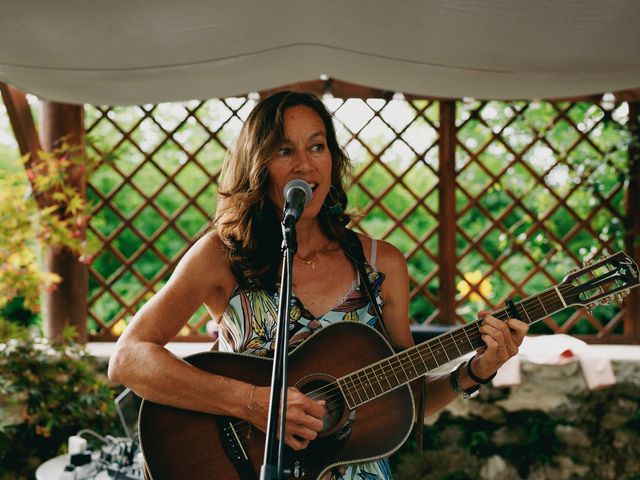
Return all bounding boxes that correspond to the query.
[455,100,629,336]
[84,95,630,341]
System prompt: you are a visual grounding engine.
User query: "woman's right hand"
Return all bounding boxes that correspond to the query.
[247,386,326,450]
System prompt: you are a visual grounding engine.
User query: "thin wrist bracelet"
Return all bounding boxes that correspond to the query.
[247,385,256,411]
[466,354,497,385]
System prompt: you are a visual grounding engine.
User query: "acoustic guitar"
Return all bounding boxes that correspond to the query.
[138,251,639,479]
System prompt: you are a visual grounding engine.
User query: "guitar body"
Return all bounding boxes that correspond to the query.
[138,322,417,480]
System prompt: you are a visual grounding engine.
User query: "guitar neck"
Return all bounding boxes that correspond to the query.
[337,285,568,408]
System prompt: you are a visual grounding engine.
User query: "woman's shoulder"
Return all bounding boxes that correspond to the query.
[353,231,405,269]
[184,230,226,261]
[177,230,235,286]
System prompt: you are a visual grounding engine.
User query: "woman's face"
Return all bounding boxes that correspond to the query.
[267,105,333,221]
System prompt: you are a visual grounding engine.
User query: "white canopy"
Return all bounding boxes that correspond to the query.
[1,0,639,105]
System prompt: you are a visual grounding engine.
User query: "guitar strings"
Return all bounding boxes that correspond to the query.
[229,314,498,439]
[230,302,561,435]
[227,281,611,439]
[227,321,517,438]
[228,311,547,440]
[229,283,583,437]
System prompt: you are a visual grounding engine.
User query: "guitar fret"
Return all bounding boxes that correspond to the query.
[349,375,365,404]
[462,325,474,350]
[386,358,401,386]
[393,356,409,384]
[374,362,393,390]
[536,295,549,316]
[554,285,568,308]
[361,370,377,400]
[337,378,355,408]
[401,350,418,379]
[437,337,451,362]
[456,332,468,352]
[420,343,438,370]
[425,342,440,368]
[346,376,359,406]
[361,372,373,401]
[450,332,463,357]
[415,345,429,372]
[364,367,383,396]
[519,302,533,323]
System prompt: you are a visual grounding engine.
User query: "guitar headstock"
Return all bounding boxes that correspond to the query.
[559,251,640,311]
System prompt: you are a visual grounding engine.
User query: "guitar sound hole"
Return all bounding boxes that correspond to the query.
[296,376,348,436]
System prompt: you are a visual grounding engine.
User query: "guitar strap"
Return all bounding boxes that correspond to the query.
[339,229,425,451]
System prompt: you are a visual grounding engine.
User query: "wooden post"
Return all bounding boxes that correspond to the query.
[40,101,88,343]
[625,102,640,343]
[438,101,457,324]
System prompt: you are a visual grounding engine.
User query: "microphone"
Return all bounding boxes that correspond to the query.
[282,179,313,226]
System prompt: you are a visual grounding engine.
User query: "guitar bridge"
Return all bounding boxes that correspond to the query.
[217,416,257,480]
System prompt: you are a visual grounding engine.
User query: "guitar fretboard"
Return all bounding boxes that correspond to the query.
[337,285,568,408]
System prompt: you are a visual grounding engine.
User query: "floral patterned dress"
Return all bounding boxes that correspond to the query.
[219,242,393,480]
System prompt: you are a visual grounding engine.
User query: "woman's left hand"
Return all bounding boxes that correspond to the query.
[469,311,529,380]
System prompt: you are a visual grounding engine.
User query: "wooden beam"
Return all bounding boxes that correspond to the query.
[0,82,41,156]
[613,88,640,103]
[0,83,54,209]
[40,101,88,343]
[624,102,640,344]
[438,100,457,324]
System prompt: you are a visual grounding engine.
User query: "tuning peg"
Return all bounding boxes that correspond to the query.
[601,248,610,258]
[616,290,630,303]
[598,295,613,305]
[585,304,595,315]
[568,266,580,274]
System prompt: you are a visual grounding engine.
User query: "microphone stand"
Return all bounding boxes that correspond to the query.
[260,218,298,480]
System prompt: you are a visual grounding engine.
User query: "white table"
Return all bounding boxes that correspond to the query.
[35,454,110,480]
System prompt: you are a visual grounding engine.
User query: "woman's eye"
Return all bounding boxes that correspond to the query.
[310,143,325,153]
[278,147,293,156]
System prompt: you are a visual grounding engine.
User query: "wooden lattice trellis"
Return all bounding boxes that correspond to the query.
[85,99,256,340]
[453,100,630,340]
[83,90,637,343]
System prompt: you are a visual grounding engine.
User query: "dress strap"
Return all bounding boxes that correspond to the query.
[370,239,378,267]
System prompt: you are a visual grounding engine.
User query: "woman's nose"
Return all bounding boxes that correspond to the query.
[292,151,312,173]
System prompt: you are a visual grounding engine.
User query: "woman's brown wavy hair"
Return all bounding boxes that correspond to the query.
[215,91,352,291]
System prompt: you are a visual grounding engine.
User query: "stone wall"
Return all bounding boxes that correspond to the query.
[392,359,640,480]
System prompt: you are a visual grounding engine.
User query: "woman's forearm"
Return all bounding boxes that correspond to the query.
[108,340,251,420]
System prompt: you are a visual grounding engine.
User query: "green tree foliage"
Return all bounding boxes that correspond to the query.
[0,144,97,328]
